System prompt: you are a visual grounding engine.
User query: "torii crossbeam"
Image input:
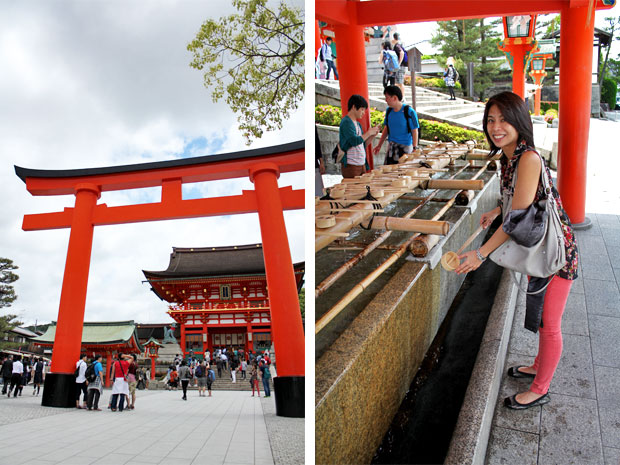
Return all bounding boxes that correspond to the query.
[15,140,305,418]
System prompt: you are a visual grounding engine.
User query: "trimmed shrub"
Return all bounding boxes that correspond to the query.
[540,101,559,113]
[415,76,462,89]
[315,105,343,127]
[420,120,486,146]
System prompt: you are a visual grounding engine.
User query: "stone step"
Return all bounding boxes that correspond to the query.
[422,106,484,120]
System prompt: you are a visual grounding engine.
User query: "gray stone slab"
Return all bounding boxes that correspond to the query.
[570,275,585,295]
[581,252,616,281]
[589,315,620,368]
[485,426,539,465]
[584,279,620,317]
[549,334,596,399]
[594,365,620,449]
[602,227,620,248]
[577,234,606,255]
[508,298,538,357]
[606,246,620,269]
[575,222,602,237]
[492,353,540,434]
[604,447,620,465]
[539,394,604,465]
[596,213,620,227]
[562,291,589,336]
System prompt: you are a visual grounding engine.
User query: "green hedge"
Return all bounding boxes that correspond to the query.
[419,120,486,145]
[601,78,618,109]
[316,104,487,146]
[540,101,558,113]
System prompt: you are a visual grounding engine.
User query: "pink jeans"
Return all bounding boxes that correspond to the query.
[530,275,573,395]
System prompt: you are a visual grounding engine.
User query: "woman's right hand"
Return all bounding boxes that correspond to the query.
[480,207,501,229]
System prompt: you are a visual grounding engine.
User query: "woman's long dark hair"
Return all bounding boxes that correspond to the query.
[482,91,535,156]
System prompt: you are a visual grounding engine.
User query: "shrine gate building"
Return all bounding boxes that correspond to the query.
[143,244,305,359]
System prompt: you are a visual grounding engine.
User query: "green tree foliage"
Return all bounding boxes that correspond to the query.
[0,258,18,308]
[187,0,304,143]
[430,18,504,101]
[0,314,24,351]
[601,78,617,109]
[298,288,304,319]
[599,16,620,84]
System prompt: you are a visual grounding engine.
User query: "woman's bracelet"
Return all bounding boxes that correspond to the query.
[475,249,487,262]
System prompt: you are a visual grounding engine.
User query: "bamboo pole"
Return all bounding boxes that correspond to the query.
[426,179,484,190]
[368,216,449,235]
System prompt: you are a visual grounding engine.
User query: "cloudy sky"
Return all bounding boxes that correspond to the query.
[0,0,305,326]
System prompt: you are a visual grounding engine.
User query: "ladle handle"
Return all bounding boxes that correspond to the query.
[456,225,485,256]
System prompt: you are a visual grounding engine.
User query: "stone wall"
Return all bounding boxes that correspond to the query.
[315,176,500,464]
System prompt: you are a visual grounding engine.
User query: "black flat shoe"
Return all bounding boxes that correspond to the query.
[507,366,536,379]
[504,393,550,410]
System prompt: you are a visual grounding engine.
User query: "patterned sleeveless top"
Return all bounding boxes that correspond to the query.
[499,141,579,280]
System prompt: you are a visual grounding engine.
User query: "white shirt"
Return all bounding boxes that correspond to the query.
[75,359,87,383]
[12,360,23,375]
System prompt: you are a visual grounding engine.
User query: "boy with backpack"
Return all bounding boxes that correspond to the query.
[378,41,399,89]
[373,86,420,165]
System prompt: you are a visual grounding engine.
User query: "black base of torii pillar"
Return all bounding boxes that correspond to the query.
[41,373,77,408]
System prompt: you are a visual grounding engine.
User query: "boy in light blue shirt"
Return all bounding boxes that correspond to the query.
[373,86,420,165]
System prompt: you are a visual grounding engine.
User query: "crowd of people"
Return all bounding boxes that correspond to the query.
[2,347,274,408]
[163,348,273,398]
[2,354,47,398]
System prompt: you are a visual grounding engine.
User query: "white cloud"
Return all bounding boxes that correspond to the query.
[0,0,305,326]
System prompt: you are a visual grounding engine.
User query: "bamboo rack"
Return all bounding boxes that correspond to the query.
[315,159,493,334]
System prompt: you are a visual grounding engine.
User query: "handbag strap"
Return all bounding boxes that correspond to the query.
[510,271,553,295]
[117,360,126,378]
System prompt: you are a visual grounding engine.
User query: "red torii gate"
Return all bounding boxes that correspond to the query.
[15,141,305,418]
[316,0,616,227]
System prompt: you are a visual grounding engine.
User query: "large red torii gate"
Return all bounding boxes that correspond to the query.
[15,141,305,418]
[317,0,616,227]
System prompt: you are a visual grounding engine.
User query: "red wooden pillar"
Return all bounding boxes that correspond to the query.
[150,357,156,380]
[333,20,373,169]
[105,352,112,388]
[249,162,304,417]
[557,4,595,226]
[511,45,527,99]
[180,323,186,359]
[42,183,100,407]
[315,20,322,59]
[202,323,208,359]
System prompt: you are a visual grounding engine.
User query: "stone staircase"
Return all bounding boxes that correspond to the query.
[317,79,486,132]
[148,366,275,392]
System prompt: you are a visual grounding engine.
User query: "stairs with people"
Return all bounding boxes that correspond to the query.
[316,79,486,133]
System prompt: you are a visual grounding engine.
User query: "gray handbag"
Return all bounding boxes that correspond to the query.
[489,151,566,278]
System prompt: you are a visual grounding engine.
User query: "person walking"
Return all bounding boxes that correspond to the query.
[206,363,215,397]
[178,360,191,401]
[338,94,380,178]
[373,85,420,164]
[391,32,408,99]
[443,58,458,100]
[195,360,207,397]
[259,359,271,398]
[110,354,131,412]
[32,357,44,396]
[250,361,260,397]
[75,354,88,409]
[1,355,12,395]
[86,354,104,411]
[241,359,247,380]
[379,41,398,89]
[127,354,138,410]
[456,91,578,410]
[320,37,338,80]
[8,355,23,398]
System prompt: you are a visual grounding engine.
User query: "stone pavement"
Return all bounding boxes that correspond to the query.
[0,388,303,465]
[484,118,620,465]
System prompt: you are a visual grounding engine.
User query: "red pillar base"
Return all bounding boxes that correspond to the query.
[273,376,304,418]
[41,373,76,408]
[571,217,593,231]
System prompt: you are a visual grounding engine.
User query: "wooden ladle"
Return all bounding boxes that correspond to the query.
[441,225,485,271]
